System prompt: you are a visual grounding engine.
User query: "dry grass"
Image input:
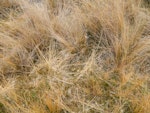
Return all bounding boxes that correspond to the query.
[0,0,150,113]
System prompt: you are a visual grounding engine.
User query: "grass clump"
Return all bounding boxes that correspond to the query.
[0,0,150,113]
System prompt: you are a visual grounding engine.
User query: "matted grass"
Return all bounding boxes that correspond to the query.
[0,0,150,113]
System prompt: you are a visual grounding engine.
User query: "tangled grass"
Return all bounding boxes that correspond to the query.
[0,0,150,113]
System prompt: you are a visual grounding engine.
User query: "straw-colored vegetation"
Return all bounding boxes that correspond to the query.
[0,0,150,113]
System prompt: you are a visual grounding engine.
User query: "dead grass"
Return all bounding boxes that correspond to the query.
[0,0,150,113]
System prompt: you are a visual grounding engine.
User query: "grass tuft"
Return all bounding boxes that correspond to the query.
[0,0,150,113]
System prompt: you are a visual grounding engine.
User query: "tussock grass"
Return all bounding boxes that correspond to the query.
[0,0,150,113]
